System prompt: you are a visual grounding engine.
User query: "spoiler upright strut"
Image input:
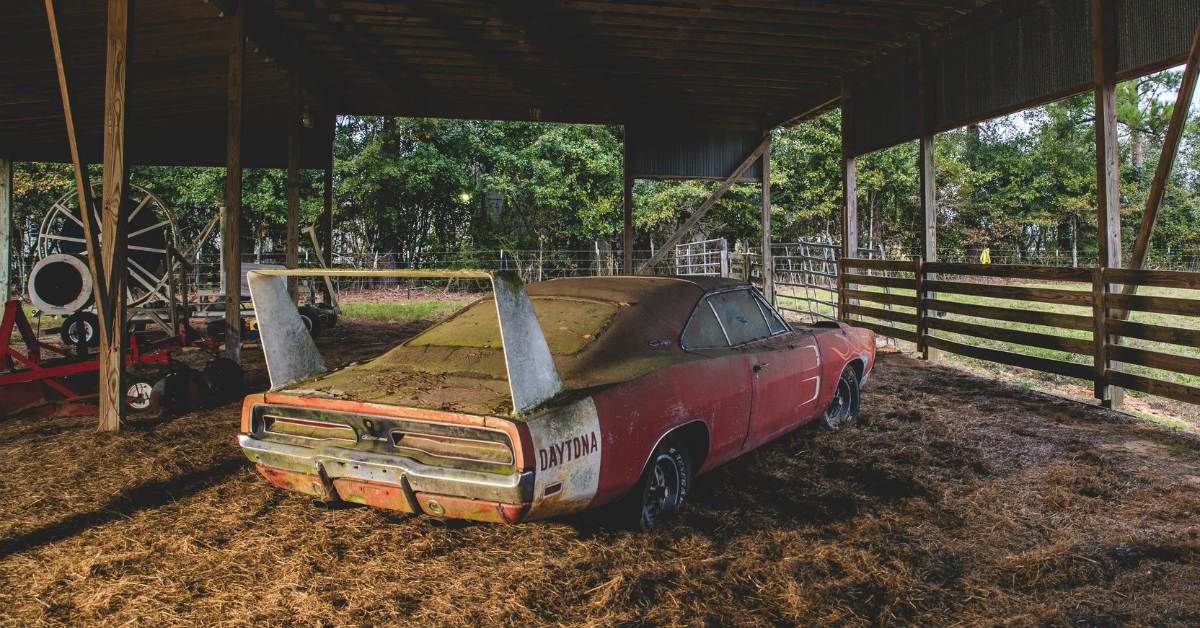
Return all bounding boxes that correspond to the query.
[245,269,564,413]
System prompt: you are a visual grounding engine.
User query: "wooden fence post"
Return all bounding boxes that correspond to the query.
[915,257,928,358]
[836,258,846,321]
[1092,267,1109,401]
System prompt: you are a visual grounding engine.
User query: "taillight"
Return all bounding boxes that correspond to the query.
[391,431,514,465]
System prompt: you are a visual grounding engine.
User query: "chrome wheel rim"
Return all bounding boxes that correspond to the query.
[126,381,153,411]
[642,453,681,528]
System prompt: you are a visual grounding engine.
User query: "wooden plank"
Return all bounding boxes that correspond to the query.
[1125,17,1200,279]
[224,0,244,364]
[760,135,773,302]
[1107,370,1200,406]
[847,318,918,344]
[1105,268,1200,291]
[839,258,917,273]
[1106,293,1200,317]
[922,262,1093,282]
[285,73,300,300]
[97,0,132,431]
[1107,318,1200,349]
[926,336,1095,380]
[1109,344,1200,378]
[924,279,1091,307]
[925,298,1093,331]
[843,288,918,309]
[844,303,920,326]
[926,316,1093,356]
[0,156,10,299]
[841,273,915,290]
[637,136,770,273]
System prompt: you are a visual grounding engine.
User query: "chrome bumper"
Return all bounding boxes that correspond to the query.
[238,434,533,503]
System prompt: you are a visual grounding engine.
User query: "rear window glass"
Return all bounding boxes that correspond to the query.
[681,300,728,349]
[709,290,771,345]
[407,297,618,355]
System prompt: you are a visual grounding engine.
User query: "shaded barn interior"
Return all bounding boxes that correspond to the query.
[2,0,1200,425]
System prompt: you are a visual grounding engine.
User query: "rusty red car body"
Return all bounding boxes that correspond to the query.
[239,276,875,526]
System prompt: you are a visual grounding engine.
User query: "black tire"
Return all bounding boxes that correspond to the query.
[298,306,324,336]
[60,311,100,348]
[150,366,206,414]
[819,365,862,431]
[124,375,158,414]
[206,318,227,341]
[618,435,693,531]
[315,304,337,328]
[203,357,245,403]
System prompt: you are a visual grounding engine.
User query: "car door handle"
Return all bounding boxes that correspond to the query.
[753,362,770,373]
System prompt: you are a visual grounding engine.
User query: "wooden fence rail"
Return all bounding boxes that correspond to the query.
[837,259,1200,406]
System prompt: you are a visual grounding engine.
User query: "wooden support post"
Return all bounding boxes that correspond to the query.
[224,0,245,364]
[918,38,940,360]
[321,112,334,300]
[637,137,771,274]
[840,92,858,321]
[0,156,10,299]
[1092,268,1110,400]
[760,134,773,302]
[623,132,634,275]
[285,74,301,301]
[45,0,107,312]
[1125,18,1200,279]
[1092,0,1123,408]
[97,0,132,431]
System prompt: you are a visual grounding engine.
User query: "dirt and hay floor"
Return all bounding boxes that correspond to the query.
[1,319,1199,626]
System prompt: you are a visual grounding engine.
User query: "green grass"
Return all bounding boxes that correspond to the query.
[338,300,460,322]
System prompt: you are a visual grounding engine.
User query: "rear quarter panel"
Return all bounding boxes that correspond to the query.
[584,354,753,508]
[812,324,876,412]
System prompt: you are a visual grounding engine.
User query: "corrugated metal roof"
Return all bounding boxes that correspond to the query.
[627,126,763,181]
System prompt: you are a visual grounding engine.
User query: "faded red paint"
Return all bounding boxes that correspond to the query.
[256,465,330,499]
[239,277,875,524]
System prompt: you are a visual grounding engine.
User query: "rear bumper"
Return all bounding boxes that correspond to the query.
[239,434,533,523]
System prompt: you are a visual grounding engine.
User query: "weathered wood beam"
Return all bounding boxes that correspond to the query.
[840,91,858,322]
[286,73,300,301]
[212,0,343,96]
[761,134,773,302]
[44,0,107,310]
[1124,17,1200,280]
[622,134,633,274]
[0,156,10,299]
[98,0,132,431]
[224,0,244,364]
[1091,0,1122,408]
[918,37,940,361]
[636,136,771,274]
[321,112,334,277]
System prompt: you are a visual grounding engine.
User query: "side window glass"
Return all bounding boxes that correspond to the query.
[756,295,787,334]
[709,290,771,345]
[681,299,729,349]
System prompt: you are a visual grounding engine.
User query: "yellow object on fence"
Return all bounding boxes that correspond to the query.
[980,248,992,264]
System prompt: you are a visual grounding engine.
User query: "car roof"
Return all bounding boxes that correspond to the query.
[532,275,749,302]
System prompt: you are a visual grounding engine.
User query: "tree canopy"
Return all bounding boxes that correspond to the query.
[10,67,1200,273]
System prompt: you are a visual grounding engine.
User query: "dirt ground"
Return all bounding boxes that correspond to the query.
[1,319,1198,626]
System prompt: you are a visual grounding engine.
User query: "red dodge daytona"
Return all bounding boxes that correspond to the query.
[239,273,875,529]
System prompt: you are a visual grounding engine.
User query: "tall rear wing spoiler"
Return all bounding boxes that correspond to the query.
[245,269,564,414]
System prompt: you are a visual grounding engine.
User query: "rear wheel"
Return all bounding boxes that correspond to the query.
[820,365,861,431]
[618,435,693,530]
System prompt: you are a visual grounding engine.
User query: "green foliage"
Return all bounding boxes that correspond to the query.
[9,67,1200,267]
[338,299,459,322]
